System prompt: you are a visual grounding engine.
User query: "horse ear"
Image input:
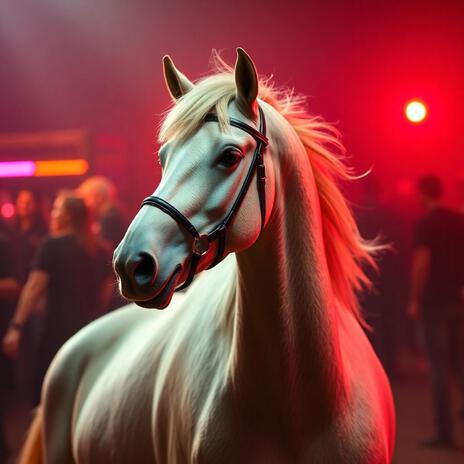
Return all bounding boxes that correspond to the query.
[234,48,259,119]
[163,55,194,100]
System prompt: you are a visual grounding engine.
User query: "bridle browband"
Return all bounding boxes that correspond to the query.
[141,105,268,291]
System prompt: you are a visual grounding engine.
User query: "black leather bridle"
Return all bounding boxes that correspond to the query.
[141,105,268,291]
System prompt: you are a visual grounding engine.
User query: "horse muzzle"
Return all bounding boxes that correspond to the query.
[113,246,159,300]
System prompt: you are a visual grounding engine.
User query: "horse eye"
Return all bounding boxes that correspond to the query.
[218,148,243,168]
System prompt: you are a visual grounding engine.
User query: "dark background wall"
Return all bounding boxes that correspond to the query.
[1,0,463,213]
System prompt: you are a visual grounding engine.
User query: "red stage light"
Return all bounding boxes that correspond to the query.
[405,101,427,123]
[1,202,15,219]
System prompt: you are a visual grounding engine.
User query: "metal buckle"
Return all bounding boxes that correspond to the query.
[192,235,210,256]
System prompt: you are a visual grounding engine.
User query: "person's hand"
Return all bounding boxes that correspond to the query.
[2,327,21,360]
[407,301,420,320]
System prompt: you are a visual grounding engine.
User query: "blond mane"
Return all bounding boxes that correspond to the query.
[159,56,377,321]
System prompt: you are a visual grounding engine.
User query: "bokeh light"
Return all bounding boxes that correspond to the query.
[405,101,427,123]
[1,202,15,219]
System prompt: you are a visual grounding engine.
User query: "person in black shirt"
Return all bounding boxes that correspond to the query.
[2,193,113,404]
[408,175,464,448]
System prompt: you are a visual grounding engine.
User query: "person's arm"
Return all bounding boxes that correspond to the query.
[2,270,48,359]
[0,277,21,300]
[408,247,430,319]
[11,270,48,325]
[0,234,21,300]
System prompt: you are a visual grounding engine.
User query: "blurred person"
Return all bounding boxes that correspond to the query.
[76,176,126,249]
[77,176,127,310]
[12,190,47,283]
[9,191,47,406]
[0,230,21,463]
[408,174,464,448]
[2,193,114,404]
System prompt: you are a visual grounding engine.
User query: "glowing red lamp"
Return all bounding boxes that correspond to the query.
[1,202,15,219]
[405,100,427,123]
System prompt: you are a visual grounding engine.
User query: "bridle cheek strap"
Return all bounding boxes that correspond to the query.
[141,105,268,291]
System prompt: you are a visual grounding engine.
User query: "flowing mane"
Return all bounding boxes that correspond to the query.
[159,58,377,321]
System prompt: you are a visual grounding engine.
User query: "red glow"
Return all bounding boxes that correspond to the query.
[395,179,414,197]
[1,202,15,219]
[405,101,427,123]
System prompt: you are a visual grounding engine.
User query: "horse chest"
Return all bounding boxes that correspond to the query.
[187,391,308,464]
[190,384,384,464]
[73,361,158,463]
[74,386,373,464]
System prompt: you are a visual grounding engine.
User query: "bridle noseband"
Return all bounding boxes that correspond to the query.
[141,105,268,291]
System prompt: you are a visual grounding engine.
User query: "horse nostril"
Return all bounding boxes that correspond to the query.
[133,252,157,288]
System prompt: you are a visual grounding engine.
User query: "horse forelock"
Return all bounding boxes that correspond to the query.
[157,55,381,324]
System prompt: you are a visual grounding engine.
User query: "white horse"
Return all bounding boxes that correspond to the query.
[21,48,395,463]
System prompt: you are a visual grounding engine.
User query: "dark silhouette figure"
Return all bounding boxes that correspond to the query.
[408,175,464,448]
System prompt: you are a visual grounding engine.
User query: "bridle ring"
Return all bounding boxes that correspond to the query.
[193,235,210,256]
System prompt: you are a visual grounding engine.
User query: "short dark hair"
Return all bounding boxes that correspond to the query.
[418,175,443,200]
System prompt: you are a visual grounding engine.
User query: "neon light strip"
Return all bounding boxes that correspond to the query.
[0,159,89,178]
[35,159,89,176]
[0,161,36,177]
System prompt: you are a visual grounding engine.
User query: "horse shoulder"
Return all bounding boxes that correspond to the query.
[337,311,395,463]
[41,304,153,463]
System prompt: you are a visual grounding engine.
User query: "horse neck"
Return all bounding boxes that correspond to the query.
[231,145,348,433]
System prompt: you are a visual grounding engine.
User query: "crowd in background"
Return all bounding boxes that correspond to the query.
[0,177,126,462]
[0,172,463,460]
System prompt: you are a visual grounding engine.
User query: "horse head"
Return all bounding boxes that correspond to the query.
[113,48,275,308]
